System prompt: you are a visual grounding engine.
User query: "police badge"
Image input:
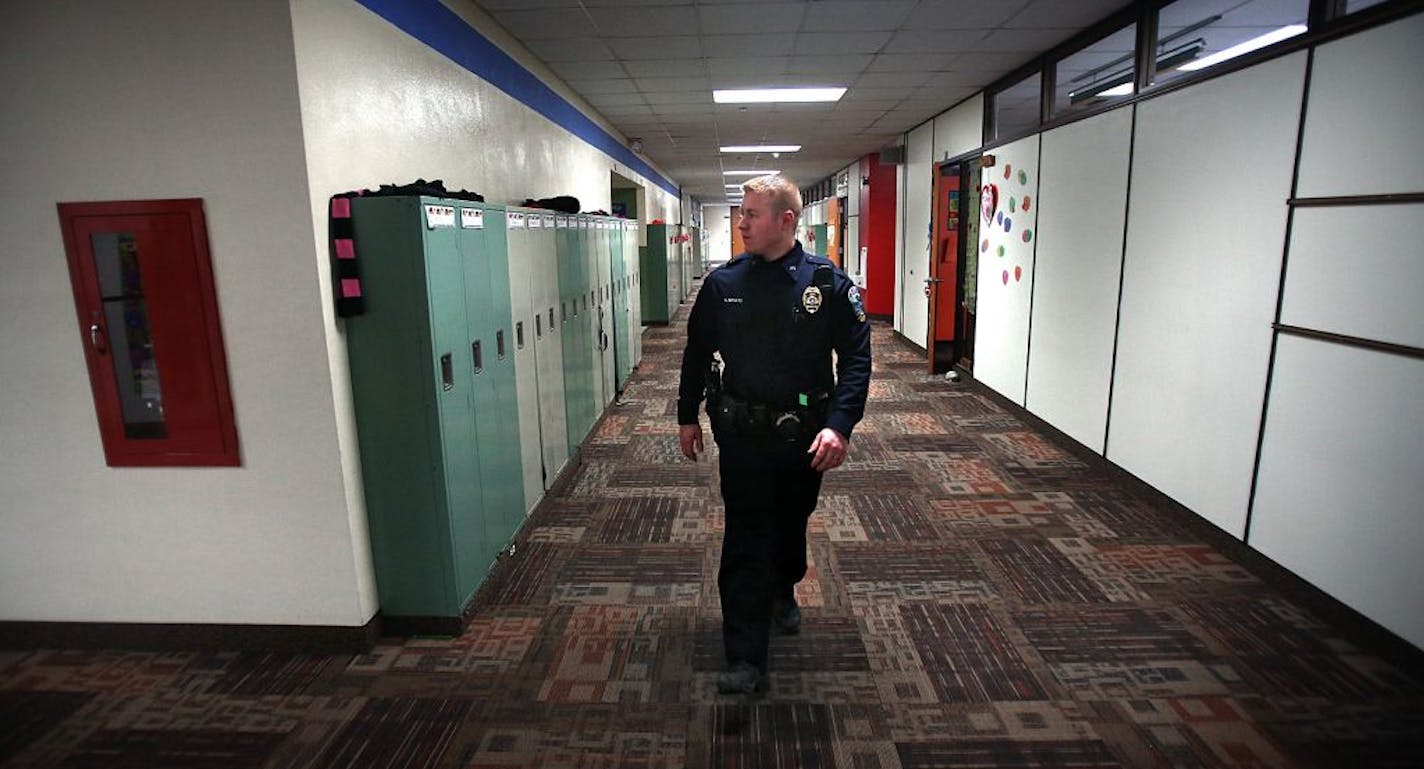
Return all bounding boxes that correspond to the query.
[802,285,823,314]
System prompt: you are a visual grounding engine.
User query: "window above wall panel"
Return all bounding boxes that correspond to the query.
[1052,22,1141,118]
[1151,0,1310,89]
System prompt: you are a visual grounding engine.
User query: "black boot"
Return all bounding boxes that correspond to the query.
[772,597,801,635]
[716,662,766,694]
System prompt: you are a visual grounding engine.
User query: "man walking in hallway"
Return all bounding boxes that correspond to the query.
[677,174,872,694]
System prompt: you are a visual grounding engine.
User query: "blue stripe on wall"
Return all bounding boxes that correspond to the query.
[354,0,681,199]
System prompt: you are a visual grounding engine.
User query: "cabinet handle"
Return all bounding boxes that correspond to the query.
[472,340,483,374]
[496,329,506,359]
[440,353,454,391]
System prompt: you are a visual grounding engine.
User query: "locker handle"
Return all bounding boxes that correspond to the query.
[440,353,454,391]
[535,315,542,339]
[497,329,506,359]
[517,321,525,348]
[472,340,483,374]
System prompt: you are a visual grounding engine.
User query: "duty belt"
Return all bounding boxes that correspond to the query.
[710,389,828,443]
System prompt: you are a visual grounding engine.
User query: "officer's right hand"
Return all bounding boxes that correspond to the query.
[679,423,704,461]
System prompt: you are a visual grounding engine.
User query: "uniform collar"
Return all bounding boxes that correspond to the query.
[752,240,806,280]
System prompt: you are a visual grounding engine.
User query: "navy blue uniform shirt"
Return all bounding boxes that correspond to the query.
[678,240,871,439]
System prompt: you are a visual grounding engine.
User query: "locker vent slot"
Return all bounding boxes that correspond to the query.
[472,340,483,374]
[548,307,554,328]
[497,329,506,359]
[516,321,525,348]
[440,354,454,391]
[535,315,542,338]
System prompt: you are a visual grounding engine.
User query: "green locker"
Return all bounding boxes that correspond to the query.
[640,223,680,324]
[809,224,828,260]
[455,204,524,551]
[344,196,498,624]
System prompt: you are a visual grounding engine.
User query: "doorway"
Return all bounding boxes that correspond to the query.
[927,157,982,374]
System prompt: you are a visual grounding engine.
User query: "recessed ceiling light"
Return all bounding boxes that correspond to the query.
[723,170,779,176]
[713,88,846,104]
[720,145,802,153]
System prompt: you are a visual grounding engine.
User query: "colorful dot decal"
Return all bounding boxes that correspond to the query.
[1018,170,1028,185]
[1022,196,1031,211]
[1008,197,1016,213]
[1021,229,1032,243]
[995,211,1003,225]
[1002,269,1009,285]
[980,238,989,253]
[1004,164,1012,179]
[1003,216,1012,232]
[996,245,1005,257]
[1014,265,1023,282]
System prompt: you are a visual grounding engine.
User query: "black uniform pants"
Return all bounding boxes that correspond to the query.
[716,440,823,673]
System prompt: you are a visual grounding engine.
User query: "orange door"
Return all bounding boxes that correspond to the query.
[928,163,960,371]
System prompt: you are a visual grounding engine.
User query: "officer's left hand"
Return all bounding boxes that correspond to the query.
[808,428,849,473]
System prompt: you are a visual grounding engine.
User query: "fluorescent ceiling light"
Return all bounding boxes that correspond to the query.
[1178,24,1306,71]
[720,144,802,153]
[1098,82,1135,97]
[713,88,845,104]
[723,170,778,176]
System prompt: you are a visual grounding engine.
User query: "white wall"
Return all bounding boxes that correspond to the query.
[1250,15,1424,650]
[1025,108,1131,452]
[899,122,934,345]
[932,94,984,163]
[705,204,733,264]
[0,0,374,625]
[972,135,1040,405]
[1108,52,1306,538]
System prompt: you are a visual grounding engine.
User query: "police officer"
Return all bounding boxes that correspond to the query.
[678,174,872,694]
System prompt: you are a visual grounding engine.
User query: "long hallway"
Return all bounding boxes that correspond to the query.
[2,286,1421,769]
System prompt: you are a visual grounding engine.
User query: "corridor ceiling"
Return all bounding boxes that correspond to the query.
[470,0,1131,202]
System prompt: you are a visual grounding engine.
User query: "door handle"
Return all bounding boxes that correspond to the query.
[89,322,108,354]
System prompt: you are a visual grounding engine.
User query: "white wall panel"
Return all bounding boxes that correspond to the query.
[1281,204,1424,350]
[932,93,985,162]
[973,136,1041,405]
[1108,53,1306,538]
[901,122,935,346]
[894,149,906,333]
[1250,335,1424,649]
[1026,108,1132,452]
[0,0,375,625]
[1297,13,1424,198]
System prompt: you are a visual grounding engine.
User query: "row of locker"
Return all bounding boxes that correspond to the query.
[640,223,703,323]
[342,197,645,625]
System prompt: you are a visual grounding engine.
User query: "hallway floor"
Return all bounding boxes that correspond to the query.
[2,288,1421,768]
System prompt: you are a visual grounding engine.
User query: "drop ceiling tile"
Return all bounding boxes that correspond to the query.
[525,39,616,66]
[970,27,1076,52]
[786,54,873,75]
[900,0,1023,30]
[864,52,960,72]
[587,92,650,107]
[854,71,932,88]
[549,59,629,79]
[696,4,806,34]
[704,56,792,76]
[622,59,710,78]
[567,78,641,94]
[882,28,989,53]
[608,36,704,59]
[794,31,893,55]
[634,75,712,91]
[586,5,699,37]
[802,0,917,31]
[491,9,597,40]
[701,33,786,58]
[1006,0,1129,28]
[642,91,713,105]
[596,104,656,117]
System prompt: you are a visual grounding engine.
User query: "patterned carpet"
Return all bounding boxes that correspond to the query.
[3,285,1422,768]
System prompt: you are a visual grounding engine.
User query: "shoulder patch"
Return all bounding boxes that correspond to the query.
[848,284,867,323]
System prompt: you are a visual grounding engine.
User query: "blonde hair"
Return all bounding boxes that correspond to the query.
[741,174,802,221]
